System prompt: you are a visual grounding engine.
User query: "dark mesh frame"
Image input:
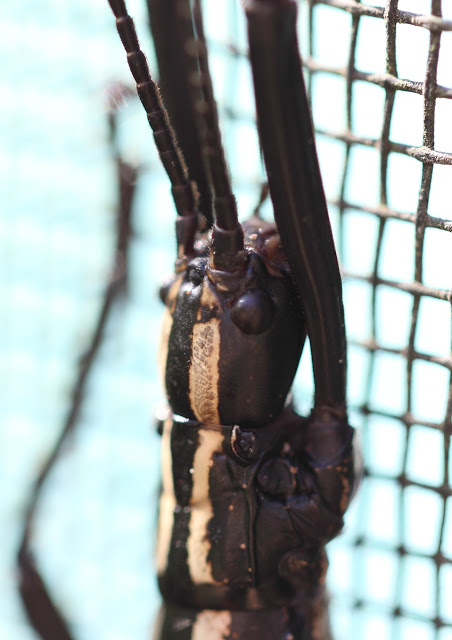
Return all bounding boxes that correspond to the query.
[304,0,452,635]
[4,1,452,639]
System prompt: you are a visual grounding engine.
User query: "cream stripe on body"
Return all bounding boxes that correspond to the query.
[187,301,223,583]
[192,610,232,640]
[159,279,223,583]
[187,428,224,584]
[158,307,172,393]
[156,418,176,575]
[189,318,221,425]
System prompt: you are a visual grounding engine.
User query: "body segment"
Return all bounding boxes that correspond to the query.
[154,223,355,639]
[106,1,357,638]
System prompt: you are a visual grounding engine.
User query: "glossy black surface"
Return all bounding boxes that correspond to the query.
[164,243,305,428]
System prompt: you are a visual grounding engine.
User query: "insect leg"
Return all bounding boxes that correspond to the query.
[245,4,357,636]
[245,0,347,414]
[17,85,139,640]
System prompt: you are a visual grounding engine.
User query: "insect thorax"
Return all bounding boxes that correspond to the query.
[160,217,306,429]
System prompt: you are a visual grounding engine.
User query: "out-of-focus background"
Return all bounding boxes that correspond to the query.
[1,1,451,639]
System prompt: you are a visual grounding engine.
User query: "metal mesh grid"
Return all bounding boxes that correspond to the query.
[303,1,452,637]
[1,1,451,639]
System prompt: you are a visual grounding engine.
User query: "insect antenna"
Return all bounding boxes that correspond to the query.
[188,0,247,272]
[146,0,214,229]
[108,0,199,261]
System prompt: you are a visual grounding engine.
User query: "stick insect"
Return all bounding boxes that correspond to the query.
[106,0,357,638]
[17,2,356,639]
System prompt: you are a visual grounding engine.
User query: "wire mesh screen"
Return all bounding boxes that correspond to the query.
[1,1,451,640]
[303,2,452,638]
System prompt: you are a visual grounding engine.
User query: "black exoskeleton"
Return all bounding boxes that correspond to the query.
[104,1,355,639]
[15,2,357,639]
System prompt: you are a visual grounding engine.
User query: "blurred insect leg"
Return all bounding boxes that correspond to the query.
[17,86,140,640]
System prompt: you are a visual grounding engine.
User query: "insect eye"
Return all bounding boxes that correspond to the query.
[230,289,275,335]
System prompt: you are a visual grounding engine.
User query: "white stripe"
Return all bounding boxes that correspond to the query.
[187,428,223,584]
[189,318,221,424]
[158,307,173,394]
[156,418,176,575]
[192,610,232,640]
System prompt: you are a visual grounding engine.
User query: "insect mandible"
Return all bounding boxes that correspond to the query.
[107,0,357,638]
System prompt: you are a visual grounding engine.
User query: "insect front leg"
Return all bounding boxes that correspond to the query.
[254,408,355,638]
